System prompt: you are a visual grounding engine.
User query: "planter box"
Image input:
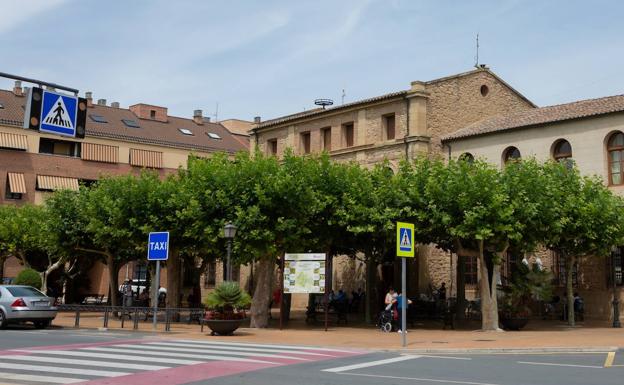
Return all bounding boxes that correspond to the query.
[203,318,247,336]
[500,316,529,331]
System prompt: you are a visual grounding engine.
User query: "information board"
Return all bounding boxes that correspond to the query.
[284,253,326,294]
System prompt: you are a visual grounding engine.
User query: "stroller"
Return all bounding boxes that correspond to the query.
[377,306,397,333]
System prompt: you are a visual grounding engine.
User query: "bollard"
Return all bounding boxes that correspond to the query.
[120,309,125,329]
[133,308,139,330]
[103,308,109,328]
[165,309,171,332]
[74,309,80,328]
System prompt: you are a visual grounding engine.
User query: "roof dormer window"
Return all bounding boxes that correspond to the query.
[207,132,221,140]
[179,128,194,136]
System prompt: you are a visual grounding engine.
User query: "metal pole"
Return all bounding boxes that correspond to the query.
[153,260,160,330]
[0,71,80,95]
[613,253,621,328]
[401,257,407,347]
[226,239,232,282]
[279,254,285,330]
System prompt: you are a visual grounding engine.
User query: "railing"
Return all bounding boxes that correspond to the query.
[57,304,205,332]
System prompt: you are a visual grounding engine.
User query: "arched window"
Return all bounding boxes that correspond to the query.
[608,132,624,185]
[553,139,572,162]
[503,146,521,164]
[459,152,474,163]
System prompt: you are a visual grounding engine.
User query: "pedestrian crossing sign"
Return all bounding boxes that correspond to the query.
[40,89,78,137]
[396,222,415,258]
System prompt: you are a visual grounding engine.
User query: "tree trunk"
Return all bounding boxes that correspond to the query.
[106,253,119,307]
[456,255,466,322]
[166,249,182,309]
[249,258,274,328]
[39,258,65,295]
[0,255,5,282]
[365,258,374,324]
[478,241,501,331]
[566,254,575,327]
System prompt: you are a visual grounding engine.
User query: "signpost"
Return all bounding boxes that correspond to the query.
[396,222,415,347]
[148,231,169,330]
[23,87,86,138]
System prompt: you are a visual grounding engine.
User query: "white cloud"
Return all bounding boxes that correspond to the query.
[0,0,70,35]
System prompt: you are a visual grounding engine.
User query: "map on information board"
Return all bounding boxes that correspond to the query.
[284,253,326,294]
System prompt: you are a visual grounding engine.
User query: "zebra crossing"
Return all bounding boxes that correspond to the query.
[0,338,360,384]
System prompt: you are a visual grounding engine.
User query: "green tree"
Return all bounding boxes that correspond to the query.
[541,161,624,326]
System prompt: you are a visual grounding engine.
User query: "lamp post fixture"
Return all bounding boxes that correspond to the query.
[612,248,621,328]
[223,222,237,282]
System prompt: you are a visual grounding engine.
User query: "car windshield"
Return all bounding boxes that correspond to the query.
[6,287,46,297]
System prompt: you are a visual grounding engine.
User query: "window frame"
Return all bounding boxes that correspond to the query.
[464,255,478,285]
[300,131,311,154]
[607,132,624,185]
[267,139,278,156]
[342,122,354,148]
[552,139,572,162]
[503,146,521,164]
[322,127,332,151]
[383,113,396,141]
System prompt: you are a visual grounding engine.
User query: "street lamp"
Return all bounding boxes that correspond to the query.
[223,222,237,282]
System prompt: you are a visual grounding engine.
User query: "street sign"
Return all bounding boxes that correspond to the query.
[396,222,415,258]
[39,89,79,137]
[147,231,169,261]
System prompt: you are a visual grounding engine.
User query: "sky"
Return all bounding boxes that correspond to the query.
[1,0,624,122]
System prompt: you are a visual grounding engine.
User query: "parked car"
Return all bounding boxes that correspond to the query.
[0,285,58,329]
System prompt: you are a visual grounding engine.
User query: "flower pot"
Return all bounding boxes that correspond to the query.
[203,318,247,336]
[500,316,529,331]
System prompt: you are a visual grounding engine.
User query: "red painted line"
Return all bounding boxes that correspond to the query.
[74,360,275,385]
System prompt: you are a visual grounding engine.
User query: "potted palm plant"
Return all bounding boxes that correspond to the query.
[203,281,251,336]
[500,262,552,330]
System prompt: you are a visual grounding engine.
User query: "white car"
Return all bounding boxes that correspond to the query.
[0,285,58,329]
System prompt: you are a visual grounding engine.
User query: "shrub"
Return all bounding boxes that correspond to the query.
[204,281,251,312]
[14,268,42,290]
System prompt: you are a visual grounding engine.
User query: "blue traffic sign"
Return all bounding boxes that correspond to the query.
[148,232,169,261]
[39,89,78,137]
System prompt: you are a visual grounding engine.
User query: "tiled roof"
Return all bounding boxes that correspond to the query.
[442,94,624,142]
[255,91,407,129]
[255,67,535,130]
[0,89,247,154]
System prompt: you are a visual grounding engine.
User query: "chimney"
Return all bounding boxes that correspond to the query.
[97,99,107,106]
[254,116,261,124]
[203,117,211,123]
[111,102,120,108]
[193,109,203,125]
[85,92,93,107]
[129,104,168,122]
[13,81,23,96]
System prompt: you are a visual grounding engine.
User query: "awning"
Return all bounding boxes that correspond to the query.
[82,142,119,163]
[7,172,26,194]
[130,148,163,168]
[36,175,79,191]
[0,132,28,150]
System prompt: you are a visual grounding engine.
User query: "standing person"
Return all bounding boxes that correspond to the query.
[438,282,447,301]
[396,292,412,333]
[122,280,133,307]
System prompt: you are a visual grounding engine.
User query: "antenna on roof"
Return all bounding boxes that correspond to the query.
[213,102,219,123]
[474,33,479,67]
[341,89,346,105]
[314,99,333,109]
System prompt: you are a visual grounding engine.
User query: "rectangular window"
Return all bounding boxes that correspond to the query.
[204,261,216,288]
[322,127,332,151]
[300,132,311,154]
[553,251,578,287]
[502,250,522,285]
[384,114,396,140]
[610,247,623,286]
[267,139,278,155]
[464,256,478,285]
[133,263,148,281]
[342,122,354,147]
[39,138,81,157]
[6,172,26,200]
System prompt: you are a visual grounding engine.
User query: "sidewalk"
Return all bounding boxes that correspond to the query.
[51,312,624,352]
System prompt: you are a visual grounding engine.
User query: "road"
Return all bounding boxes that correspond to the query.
[0,326,623,385]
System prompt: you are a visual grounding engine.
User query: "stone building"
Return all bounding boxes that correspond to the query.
[442,94,624,322]
[249,67,535,304]
[0,81,248,303]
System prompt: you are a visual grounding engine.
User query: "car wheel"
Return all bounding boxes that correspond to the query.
[34,320,50,329]
[0,310,6,329]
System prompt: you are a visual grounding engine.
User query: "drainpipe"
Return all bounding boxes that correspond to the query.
[404,97,410,159]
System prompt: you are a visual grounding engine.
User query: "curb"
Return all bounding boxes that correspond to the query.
[394,347,620,354]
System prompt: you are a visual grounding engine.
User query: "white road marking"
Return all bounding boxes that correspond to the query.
[0,354,169,370]
[15,349,202,365]
[0,371,84,384]
[336,372,503,385]
[113,343,308,360]
[517,361,604,369]
[323,355,420,373]
[0,362,128,377]
[147,341,330,356]
[176,339,356,353]
[84,347,278,364]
